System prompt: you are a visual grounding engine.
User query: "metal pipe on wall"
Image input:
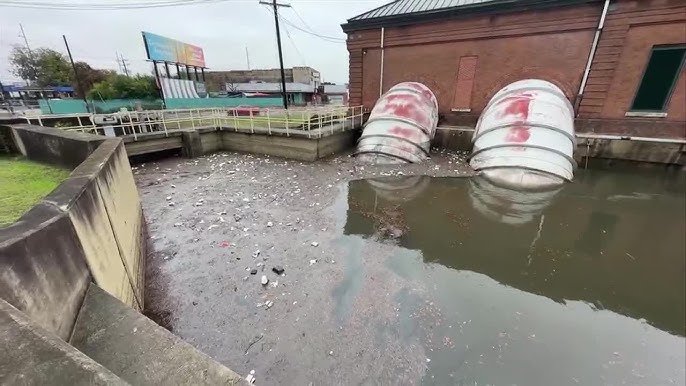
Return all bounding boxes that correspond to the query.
[379,27,385,98]
[574,0,611,115]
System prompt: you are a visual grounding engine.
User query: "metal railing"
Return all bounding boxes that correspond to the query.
[21,105,366,140]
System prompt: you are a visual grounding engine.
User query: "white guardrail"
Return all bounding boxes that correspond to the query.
[21,105,366,140]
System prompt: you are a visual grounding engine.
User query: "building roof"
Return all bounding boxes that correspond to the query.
[350,0,496,21]
[229,82,315,93]
[343,0,598,31]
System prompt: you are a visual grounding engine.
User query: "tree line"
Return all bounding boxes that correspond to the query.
[9,46,158,100]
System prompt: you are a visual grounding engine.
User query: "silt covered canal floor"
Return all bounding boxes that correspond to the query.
[136,151,685,385]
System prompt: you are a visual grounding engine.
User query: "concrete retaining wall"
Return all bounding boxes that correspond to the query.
[220,129,357,161]
[433,126,685,166]
[0,125,145,339]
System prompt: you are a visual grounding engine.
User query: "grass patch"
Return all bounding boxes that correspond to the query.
[0,156,70,227]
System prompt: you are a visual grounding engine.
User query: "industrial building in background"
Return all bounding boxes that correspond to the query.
[342,0,686,140]
[204,66,347,106]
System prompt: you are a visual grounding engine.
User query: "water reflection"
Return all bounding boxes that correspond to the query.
[345,170,686,336]
[340,169,685,384]
[469,176,561,225]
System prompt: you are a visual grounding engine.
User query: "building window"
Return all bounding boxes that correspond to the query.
[451,56,478,112]
[630,45,686,112]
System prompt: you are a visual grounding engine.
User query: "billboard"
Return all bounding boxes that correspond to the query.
[142,31,205,67]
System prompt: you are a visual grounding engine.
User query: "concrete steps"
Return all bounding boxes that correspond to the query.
[70,284,244,385]
[0,298,127,385]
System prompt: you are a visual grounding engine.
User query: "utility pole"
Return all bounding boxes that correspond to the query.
[19,23,52,114]
[245,45,251,70]
[118,53,130,77]
[259,0,290,109]
[63,35,89,113]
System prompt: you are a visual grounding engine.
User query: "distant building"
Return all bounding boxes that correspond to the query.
[228,81,318,105]
[205,66,320,91]
[342,0,686,140]
[321,84,348,105]
[206,66,322,106]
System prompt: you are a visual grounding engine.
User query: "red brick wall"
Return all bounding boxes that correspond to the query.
[346,4,601,110]
[579,0,686,126]
[346,0,686,139]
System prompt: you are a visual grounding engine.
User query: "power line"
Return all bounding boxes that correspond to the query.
[0,0,228,10]
[281,21,306,66]
[261,4,345,43]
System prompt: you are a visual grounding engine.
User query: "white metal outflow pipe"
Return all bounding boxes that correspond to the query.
[356,82,439,163]
[470,79,577,188]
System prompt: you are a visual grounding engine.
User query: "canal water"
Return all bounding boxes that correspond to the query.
[335,167,685,385]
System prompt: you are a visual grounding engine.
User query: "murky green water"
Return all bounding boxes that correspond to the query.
[338,168,685,385]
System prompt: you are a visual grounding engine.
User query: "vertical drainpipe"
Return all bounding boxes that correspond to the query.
[379,27,385,98]
[574,0,611,116]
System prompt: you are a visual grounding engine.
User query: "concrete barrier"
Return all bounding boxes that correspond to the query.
[0,124,145,339]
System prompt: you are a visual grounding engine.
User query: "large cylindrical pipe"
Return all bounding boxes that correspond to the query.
[356,82,438,163]
[470,79,576,188]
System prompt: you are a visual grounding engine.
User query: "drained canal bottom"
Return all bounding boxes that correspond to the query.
[139,153,684,385]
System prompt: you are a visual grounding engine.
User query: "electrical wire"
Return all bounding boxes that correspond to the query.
[0,0,228,10]
[261,4,346,44]
[281,21,306,66]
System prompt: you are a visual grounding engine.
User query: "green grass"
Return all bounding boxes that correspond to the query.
[0,156,70,227]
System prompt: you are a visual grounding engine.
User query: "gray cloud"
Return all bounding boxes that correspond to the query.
[0,0,387,84]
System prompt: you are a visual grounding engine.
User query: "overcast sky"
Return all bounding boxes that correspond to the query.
[0,0,387,85]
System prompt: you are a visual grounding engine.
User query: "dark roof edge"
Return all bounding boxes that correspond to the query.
[341,0,601,33]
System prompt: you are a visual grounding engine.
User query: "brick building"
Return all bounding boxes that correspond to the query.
[342,0,686,139]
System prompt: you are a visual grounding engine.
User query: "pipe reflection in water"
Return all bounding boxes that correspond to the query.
[340,171,685,384]
[366,175,430,202]
[348,175,430,240]
[468,175,561,225]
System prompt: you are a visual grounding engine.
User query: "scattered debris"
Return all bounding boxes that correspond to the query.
[265,300,274,309]
[309,259,317,266]
[311,241,319,247]
[252,250,261,258]
[272,266,285,275]
[245,369,256,384]
[267,221,273,227]
[244,335,263,355]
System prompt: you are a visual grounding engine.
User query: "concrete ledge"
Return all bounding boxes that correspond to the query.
[220,128,358,161]
[433,126,685,165]
[1,124,145,339]
[0,299,126,385]
[9,124,104,168]
[71,284,243,385]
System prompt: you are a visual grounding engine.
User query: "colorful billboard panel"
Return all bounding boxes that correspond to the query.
[142,31,205,67]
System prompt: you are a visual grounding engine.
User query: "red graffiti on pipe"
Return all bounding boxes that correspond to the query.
[389,126,417,139]
[505,125,531,143]
[381,94,428,127]
[500,92,534,143]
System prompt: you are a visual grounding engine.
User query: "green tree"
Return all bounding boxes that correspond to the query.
[72,62,116,97]
[87,74,158,100]
[9,46,72,87]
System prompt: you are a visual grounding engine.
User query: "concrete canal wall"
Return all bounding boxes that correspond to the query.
[433,126,686,166]
[122,122,360,162]
[0,125,145,339]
